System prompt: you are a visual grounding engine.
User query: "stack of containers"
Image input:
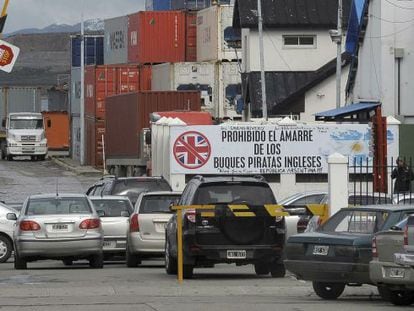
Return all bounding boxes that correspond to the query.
[70,35,104,161]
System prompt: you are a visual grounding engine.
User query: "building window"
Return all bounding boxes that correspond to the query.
[283,35,316,48]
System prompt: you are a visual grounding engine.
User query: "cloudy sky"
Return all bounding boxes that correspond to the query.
[3,0,145,33]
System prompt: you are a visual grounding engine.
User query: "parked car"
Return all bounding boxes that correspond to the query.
[89,196,133,260]
[165,175,286,279]
[284,205,414,300]
[0,202,19,263]
[12,194,104,269]
[126,191,181,267]
[86,176,172,205]
[370,216,414,305]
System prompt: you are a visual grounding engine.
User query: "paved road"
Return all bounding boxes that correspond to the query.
[0,159,401,310]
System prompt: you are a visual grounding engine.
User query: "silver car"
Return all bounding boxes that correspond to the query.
[0,202,19,263]
[12,194,104,269]
[89,196,133,259]
[126,191,181,267]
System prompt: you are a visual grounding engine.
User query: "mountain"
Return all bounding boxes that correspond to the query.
[6,19,104,36]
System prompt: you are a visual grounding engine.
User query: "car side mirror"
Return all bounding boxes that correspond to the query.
[6,213,17,221]
[121,211,130,217]
[390,225,402,231]
[97,210,105,217]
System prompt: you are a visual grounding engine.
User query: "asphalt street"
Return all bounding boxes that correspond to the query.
[0,158,402,310]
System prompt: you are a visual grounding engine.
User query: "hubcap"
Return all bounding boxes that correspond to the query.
[0,240,8,259]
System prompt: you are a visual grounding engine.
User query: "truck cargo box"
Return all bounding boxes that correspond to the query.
[105,91,201,159]
[42,111,70,151]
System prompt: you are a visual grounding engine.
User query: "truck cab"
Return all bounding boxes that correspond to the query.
[1,112,48,161]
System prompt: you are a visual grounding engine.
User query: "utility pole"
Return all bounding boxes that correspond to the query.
[80,14,85,165]
[257,0,267,120]
[330,0,343,109]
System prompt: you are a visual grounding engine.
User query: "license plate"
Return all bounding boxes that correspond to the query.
[389,267,405,278]
[227,250,247,259]
[154,222,167,232]
[103,241,116,248]
[313,245,329,256]
[52,224,68,230]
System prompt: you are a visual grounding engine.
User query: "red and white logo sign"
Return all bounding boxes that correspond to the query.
[173,131,211,169]
[0,40,19,73]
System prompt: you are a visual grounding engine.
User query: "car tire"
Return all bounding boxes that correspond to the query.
[389,290,414,306]
[89,253,104,269]
[14,251,27,270]
[377,286,391,301]
[0,235,13,263]
[165,238,177,275]
[6,155,12,161]
[62,259,73,266]
[254,263,269,276]
[126,249,141,268]
[312,282,345,300]
[183,265,194,279]
[269,263,286,278]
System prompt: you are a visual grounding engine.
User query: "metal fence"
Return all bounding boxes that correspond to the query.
[348,156,414,205]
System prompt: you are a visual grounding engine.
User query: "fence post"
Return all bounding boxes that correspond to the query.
[328,153,349,216]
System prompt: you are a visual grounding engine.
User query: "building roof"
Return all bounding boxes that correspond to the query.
[243,53,351,117]
[233,0,352,29]
[314,102,381,121]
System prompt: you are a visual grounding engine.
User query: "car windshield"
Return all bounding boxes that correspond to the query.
[112,179,172,204]
[10,119,43,130]
[140,195,180,214]
[193,183,276,205]
[26,197,91,215]
[321,210,389,234]
[90,199,132,217]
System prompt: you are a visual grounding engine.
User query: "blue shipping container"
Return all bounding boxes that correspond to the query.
[71,36,104,68]
[171,0,212,10]
[145,0,172,10]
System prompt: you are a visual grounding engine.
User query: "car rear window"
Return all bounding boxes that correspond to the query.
[140,195,180,214]
[193,182,276,205]
[111,179,172,204]
[90,199,132,217]
[322,210,389,234]
[26,198,92,215]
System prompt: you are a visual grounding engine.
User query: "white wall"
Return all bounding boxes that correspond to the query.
[350,0,414,123]
[244,29,340,72]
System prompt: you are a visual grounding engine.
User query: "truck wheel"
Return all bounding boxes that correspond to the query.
[6,155,12,161]
[62,259,73,266]
[39,155,46,161]
[165,238,177,275]
[254,263,269,275]
[0,149,5,160]
[312,282,345,300]
[377,286,391,301]
[389,290,414,306]
[0,235,12,263]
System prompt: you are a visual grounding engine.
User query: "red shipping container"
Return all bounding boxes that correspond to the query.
[185,12,197,62]
[105,91,201,159]
[128,11,186,64]
[85,65,141,120]
[85,117,105,168]
[139,65,152,91]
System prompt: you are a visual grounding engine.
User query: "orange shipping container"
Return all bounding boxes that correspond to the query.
[185,12,197,62]
[85,117,105,168]
[42,112,70,151]
[128,11,186,64]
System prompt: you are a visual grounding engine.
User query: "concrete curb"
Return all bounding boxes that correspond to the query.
[50,157,103,177]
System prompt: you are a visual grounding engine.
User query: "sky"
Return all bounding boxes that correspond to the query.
[3,0,145,33]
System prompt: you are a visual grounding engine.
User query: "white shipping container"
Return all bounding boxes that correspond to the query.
[104,16,128,65]
[220,62,242,119]
[70,67,81,115]
[197,5,241,62]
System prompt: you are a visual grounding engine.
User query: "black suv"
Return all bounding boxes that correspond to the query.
[165,175,286,279]
[86,176,172,205]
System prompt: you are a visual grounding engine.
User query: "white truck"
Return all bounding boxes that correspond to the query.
[0,112,48,161]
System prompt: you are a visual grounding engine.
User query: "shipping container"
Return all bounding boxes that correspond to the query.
[139,65,152,91]
[105,91,201,159]
[71,114,80,161]
[85,116,105,167]
[145,0,171,10]
[71,35,104,68]
[186,12,197,62]
[104,16,128,65]
[220,61,242,118]
[151,62,214,108]
[171,0,211,10]
[197,5,241,62]
[42,111,70,151]
[70,67,81,115]
[44,89,68,112]
[85,65,141,120]
[128,11,186,64]
[0,87,42,126]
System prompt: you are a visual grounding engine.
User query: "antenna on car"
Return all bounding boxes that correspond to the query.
[56,178,59,197]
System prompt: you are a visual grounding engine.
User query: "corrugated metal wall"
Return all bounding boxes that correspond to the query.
[104,16,128,65]
[0,87,42,123]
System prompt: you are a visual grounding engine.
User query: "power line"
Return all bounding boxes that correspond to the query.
[384,0,414,10]
[370,14,414,24]
[365,23,414,38]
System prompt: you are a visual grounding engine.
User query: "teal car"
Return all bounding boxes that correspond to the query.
[285,205,414,300]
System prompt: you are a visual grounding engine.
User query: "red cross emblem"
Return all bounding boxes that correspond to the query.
[173,131,211,169]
